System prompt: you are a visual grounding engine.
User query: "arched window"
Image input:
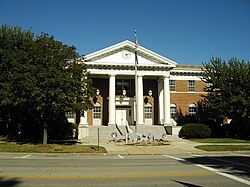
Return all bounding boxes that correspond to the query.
[170,103,177,118]
[189,103,197,116]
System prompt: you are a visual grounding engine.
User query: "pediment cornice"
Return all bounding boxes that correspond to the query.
[80,40,177,68]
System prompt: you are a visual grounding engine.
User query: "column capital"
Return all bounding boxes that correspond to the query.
[163,75,170,79]
[109,73,116,77]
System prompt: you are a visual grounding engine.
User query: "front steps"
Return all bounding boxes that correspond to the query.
[78,125,181,141]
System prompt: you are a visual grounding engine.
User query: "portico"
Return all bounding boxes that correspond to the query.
[77,40,178,140]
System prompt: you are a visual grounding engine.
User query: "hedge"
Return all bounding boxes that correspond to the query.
[179,123,211,139]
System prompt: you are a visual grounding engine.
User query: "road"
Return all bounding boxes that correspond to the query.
[0,153,250,187]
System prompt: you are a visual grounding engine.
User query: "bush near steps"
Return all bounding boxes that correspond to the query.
[179,124,211,139]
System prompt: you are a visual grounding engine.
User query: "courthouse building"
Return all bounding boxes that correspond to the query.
[69,40,207,140]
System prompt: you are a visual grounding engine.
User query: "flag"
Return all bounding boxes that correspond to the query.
[134,30,139,50]
[134,30,139,64]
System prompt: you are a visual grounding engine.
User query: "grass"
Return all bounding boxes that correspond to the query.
[0,141,107,153]
[195,145,250,152]
[190,138,250,151]
[190,138,250,143]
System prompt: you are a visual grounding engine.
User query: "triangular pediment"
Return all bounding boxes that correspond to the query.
[81,40,177,68]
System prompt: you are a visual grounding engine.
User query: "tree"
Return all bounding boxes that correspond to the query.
[0,25,35,137]
[0,25,95,144]
[202,58,250,135]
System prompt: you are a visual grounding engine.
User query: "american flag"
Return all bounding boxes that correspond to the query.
[134,30,139,64]
[134,30,139,49]
[135,39,138,49]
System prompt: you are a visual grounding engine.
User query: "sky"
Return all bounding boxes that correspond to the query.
[1,0,250,65]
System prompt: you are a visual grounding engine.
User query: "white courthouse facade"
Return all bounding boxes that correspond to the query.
[70,40,205,140]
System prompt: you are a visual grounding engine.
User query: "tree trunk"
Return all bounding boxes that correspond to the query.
[43,122,47,145]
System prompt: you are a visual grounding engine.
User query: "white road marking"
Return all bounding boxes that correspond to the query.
[163,154,250,186]
[117,155,124,159]
[193,155,250,169]
[14,154,31,159]
[112,163,176,166]
[210,157,250,168]
[162,155,185,161]
[195,163,250,185]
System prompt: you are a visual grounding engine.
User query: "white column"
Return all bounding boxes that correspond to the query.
[163,75,171,126]
[79,111,88,126]
[78,111,89,140]
[108,74,116,126]
[157,79,164,125]
[137,74,144,125]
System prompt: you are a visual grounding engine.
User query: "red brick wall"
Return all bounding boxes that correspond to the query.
[88,95,103,126]
[171,80,207,115]
[88,77,207,125]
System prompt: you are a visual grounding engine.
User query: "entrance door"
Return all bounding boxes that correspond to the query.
[116,107,132,126]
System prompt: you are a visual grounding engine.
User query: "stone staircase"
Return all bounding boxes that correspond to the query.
[81,125,171,141]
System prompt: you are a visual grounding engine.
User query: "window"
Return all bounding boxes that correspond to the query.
[93,104,101,119]
[170,103,177,118]
[116,79,131,93]
[189,103,197,116]
[144,104,152,118]
[65,112,74,119]
[169,80,176,91]
[188,80,195,92]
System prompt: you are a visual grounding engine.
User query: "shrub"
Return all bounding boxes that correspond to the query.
[179,123,211,139]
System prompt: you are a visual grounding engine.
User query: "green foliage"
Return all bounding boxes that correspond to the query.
[179,124,211,139]
[0,25,95,143]
[202,58,250,123]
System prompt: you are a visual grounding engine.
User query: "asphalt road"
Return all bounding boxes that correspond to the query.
[0,153,250,187]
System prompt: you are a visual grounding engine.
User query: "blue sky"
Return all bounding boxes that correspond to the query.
[1,0,250,65]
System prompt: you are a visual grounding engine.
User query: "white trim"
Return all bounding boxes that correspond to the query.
[82,40,177,67]
[170,92,207,94]
[170,75,202,81]
[87,68,169,76]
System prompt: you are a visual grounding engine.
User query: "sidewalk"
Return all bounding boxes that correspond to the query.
[81,135,207,155]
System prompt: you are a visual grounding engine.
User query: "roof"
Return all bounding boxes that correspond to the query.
[80,40,177,68]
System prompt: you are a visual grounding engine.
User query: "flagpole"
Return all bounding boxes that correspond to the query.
[134,30,138,133]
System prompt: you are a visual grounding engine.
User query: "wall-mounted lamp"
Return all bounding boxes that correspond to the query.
[96,89,100,96]
[148,89,153,96]
[122,89,126,96]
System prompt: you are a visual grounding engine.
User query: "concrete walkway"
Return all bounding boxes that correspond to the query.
[81,135,207,155]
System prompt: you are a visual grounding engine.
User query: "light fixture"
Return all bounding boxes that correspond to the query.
[122,89,126,96]
[148,89,152,96]
[96,89,100,96]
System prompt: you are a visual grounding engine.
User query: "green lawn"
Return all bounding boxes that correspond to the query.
[0,142,107,153]
[190,138,250,151]
[190,138,250,143]
[195,145,250,151]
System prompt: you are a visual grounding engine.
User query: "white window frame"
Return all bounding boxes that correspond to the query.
[144,103,153,126]
[189,103,197,116]
[169,80,176,92]
[144,104,152,119]
[93,104,101,119]
[66,112,74,123]
[170,103,177,119]
[188,80,195,92]
[93,103,102,126]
